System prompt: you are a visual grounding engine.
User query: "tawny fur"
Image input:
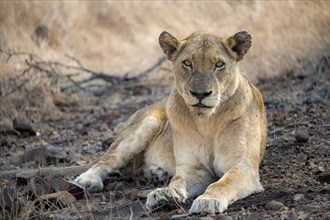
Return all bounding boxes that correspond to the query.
[76,30,267,214]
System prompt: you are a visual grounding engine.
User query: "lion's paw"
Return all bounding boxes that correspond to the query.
[145,186,187,211]
[75,171,104,192]
[189,195,228,215]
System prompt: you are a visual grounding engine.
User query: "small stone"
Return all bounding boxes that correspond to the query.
[16,169,39,185]
[99,122,108,132]
[224,217,234,220]
[130,188,139,200]
[279,210,297,220]
[200,217,213,220]
[137,189,152,199]
[159,213,170,220]
[55,179,85,200]
[295,130,309,143]
[296,211,309,219]
[29,176,56,196]
[44,144,67,160]
[293,194,305,202]
[106,182,117,191]
[113,181,123,191]
[169,213,189,219]
[12,118,36,136]
[265,200,284,210]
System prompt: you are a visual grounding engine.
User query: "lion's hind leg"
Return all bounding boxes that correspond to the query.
[75,108,167,192]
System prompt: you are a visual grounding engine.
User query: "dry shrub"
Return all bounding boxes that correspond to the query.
[0,1,329,122]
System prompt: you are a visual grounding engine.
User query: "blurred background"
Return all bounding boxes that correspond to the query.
[0,1,329,123]
[1,1,329,77]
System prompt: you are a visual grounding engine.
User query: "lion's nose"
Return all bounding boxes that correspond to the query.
[190,90,212,100]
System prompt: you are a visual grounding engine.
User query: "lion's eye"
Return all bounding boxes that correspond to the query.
[215,61,225,69]
[182,60,192,69]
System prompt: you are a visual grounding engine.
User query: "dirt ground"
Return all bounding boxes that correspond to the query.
[0,54,329,220]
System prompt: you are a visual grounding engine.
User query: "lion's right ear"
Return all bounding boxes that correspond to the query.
[159,31,180,61]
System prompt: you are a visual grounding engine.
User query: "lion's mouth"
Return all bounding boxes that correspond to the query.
[192,102,212,108]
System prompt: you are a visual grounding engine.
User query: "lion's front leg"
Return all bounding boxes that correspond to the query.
[190,162,263,214]
[145,175,188,210]
[146,163,214,211]
[75,109,167,192]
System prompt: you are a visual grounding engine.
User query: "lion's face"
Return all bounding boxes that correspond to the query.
[159,31,252,114]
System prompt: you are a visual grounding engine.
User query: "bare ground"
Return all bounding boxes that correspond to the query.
[0,55,329,220]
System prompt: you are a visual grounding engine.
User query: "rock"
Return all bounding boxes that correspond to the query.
[21,147,46,164]
[169,213,189,219]
[54,178,85,200]
[79,127,89,136]
[293,194,305,202]
[37,191,76,208]
[295,130,309,143]
[159,213,170,220]
[99,122,108,132]
[137,189,152,199]
[21,144,67,165]
[224,217,234,220]
[29,176,56,196]
[265,200,284,210]
[12,118,36,136]
[130,188,139,200]
[113,181,123,191]
[16,169,39,185]
[300,202,321,212]
[0,187,15,209]
[106,181,117,191]
[44,144,68,161]
[279,210,297,220]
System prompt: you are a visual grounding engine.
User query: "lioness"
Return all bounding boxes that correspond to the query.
[76,30,267,214]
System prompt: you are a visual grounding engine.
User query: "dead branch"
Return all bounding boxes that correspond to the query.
[1,72,31,97]
[0,48,37,63]
[65,53,83,68]
[0,163,93,179]
[0,48,167,96]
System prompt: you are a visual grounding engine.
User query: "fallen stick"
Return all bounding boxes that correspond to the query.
[0,163,93,179]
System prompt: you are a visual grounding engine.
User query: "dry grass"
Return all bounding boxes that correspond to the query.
[1,1,329,76]
[1,0,328,130]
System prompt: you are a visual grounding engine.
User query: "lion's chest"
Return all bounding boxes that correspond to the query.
[192,117,233,176]
[193,116,217,139]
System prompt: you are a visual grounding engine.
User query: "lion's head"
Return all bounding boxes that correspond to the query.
[159,30,252,114]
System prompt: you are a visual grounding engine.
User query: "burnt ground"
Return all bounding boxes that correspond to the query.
[0,55,329,220]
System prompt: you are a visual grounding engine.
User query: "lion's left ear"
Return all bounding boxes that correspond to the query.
[226,31,252,61]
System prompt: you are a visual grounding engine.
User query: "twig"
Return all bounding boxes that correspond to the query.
[65,53,83,68]
[0,48,36,63]
[129,207,134,220]
[0,163,93,179]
